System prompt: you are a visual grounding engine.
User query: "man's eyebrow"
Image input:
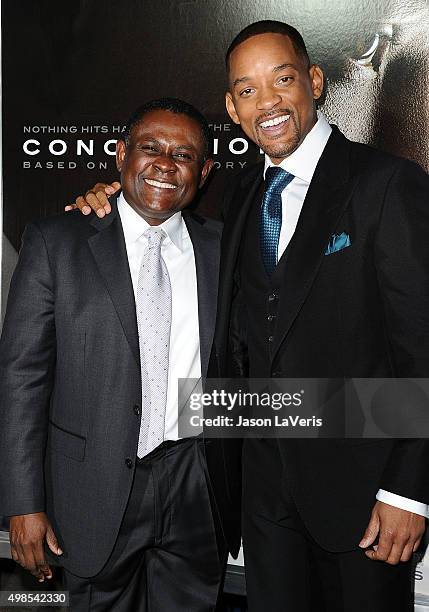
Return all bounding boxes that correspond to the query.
[136,137,161,145]
[232,76,251,89]
[174,144,196,151]
[135,138,195,151]
[232,64,297,88]
[272,63,297,73]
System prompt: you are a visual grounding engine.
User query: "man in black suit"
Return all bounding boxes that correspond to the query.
[210,20,429,611]
[0,98,229,611]
[67,21,429,612]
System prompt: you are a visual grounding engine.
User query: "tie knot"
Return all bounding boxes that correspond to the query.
[144,227,167,248]
[264,166,294,194]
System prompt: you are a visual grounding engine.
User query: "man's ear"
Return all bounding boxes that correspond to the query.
[199,158,215,188]
[225,91,241,125]
[309,64,324,101]
[116,140,126,172]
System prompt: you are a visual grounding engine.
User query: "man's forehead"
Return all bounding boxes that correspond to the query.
[228,33,303,75]
[131,111,201,142]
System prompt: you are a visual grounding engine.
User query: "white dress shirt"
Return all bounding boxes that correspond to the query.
[263,111,428,518]
[118,192,201,440]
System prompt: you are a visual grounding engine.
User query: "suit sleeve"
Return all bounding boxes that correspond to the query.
[0,222,56,516]
[375,159,429,502]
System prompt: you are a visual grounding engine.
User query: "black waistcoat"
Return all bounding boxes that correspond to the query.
[239,184,291,377]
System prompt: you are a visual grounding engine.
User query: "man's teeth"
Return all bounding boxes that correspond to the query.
[260,115,290,128]
[145,179,177,189]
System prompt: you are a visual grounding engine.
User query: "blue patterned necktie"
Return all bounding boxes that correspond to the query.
[260,166,294,275]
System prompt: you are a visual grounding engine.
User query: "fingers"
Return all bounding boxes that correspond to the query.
[72,181,119,217]
[413,537,423,553]
[365,529,393,562]
[8,513,58,582]
[98,181,120,213]
[64,204,77,211]
[84,191,104,216]
[401,540,417,563]
[359,509,380,548]
[76,195,92,216]
[364,517,425,565]
[361,502,427,566]
[11,538,50,582]
[75,187,106,217]
[46,525,63,556]
[86,182,115,216]
[85,190,108,217]
[386,542,406,565]
[10,543,18,563]
[108,181,121,194]
[33,538,52,581]
[366,534,414,565]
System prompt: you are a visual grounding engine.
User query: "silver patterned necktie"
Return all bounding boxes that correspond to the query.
[136,227,172,458]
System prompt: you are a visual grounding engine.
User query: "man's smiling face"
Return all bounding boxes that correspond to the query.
[226,33,324,164]
[116,109,213,224]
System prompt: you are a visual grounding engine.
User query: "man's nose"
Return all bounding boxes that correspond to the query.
[256,86,282,110]
[153,154,176,173]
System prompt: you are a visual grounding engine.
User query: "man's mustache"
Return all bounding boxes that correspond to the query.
[254,109,293,126]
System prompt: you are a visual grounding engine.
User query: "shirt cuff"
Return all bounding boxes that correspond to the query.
[376,489,429,518]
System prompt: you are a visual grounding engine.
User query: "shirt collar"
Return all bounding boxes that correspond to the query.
[263,111,332,184]
[117,191,184,252]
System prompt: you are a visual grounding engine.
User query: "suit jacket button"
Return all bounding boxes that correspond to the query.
[268,335,274,342]
[268,293,278,302]
[133,405,141,416]
[272,371,282,377]
[125,458,134,469]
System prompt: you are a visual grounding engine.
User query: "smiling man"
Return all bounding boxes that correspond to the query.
[211,21,429,612]
[0,98,230,611]
[225,30,323,161]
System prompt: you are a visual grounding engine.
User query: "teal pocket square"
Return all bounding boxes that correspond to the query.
[325,232,351,255]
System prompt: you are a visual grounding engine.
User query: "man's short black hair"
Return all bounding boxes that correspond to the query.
[226,20,310,76]
[123,98,211,161]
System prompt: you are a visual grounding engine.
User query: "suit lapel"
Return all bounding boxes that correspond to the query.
[184,212,220,378]
[271,128,357,361]
[87,197,140,367]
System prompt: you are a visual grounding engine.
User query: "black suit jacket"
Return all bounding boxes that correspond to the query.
[0,195,225,576]
[209,126,429,551]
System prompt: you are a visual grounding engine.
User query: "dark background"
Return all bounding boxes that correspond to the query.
[2,0,429,253]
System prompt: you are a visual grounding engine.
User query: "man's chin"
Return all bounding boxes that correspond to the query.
[127,199,179,223]
[268,151,290,160]
[259,141,299,161]
[143,208,177,221]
